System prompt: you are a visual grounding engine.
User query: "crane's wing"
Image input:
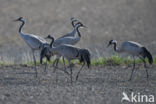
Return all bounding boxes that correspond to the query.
[53,37,80,47]
[22,33,48,49]
[57,30,76,40]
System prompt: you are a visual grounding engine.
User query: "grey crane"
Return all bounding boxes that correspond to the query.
[107,40,153,80]
[48,21,87,69]
[14,17,49,77]
[41,35,91,83]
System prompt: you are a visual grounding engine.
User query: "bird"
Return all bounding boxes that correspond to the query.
[107,40,153,80]
[47,21,87,70]
[14,17,49,77]
[41,35,91,83]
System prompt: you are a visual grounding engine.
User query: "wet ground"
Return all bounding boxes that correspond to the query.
[0,64,155,104]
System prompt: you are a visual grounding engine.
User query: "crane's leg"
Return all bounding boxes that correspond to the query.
[62,57,70,75]
[55,58,59,68]
[63,57,66,70]
[76,63,85,81]
[53,56,60,67]
[139,56,149,79]
[129,56,135,81]
[32,50,37,77]
[68,60,73,84]
[53,57,59,73]
[52,58,57,67]
[44,60,47,73]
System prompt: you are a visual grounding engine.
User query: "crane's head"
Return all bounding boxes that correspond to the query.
[76,22,87,28]
[45,35,55,47]
[71,17,79,27]
[45,34,54,39]
[71,17,78,23]
[107,40,117,47]
[14,17,24,22]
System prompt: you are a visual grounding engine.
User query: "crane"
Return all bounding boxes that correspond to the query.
[14,17,49,77]
[41,35,91,83]
[107,40,153,80]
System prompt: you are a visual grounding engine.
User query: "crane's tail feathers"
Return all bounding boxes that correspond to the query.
[79,49,91,68]
[142,47,153,64]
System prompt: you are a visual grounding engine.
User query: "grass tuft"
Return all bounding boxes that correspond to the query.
[0,55,155,66]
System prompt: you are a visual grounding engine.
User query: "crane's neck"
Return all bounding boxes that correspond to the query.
[19,20,25,35]
[49,37,54,48]
[113,43,121,52]
[70,24,81,37]
[71,21,75,28]
[76,27,81,37]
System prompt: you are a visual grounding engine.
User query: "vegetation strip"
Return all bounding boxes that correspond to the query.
[0,55,155,66]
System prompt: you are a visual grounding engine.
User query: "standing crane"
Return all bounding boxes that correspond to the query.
[40,35,91,83]
[14,17,49,77]
[107,40,153,80]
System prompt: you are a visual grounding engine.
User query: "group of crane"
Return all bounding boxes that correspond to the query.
[14,17,153,83]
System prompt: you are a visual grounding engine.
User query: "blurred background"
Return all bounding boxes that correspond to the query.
[0,0,156,64]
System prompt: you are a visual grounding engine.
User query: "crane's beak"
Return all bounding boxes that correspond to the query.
[83,25,87,28]
[81,25,87,28]
[44,36,48,39]
[107,43,111,47]
[14,19,19,22]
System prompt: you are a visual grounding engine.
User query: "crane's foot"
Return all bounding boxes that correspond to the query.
[128,77,132,81]
[75,75,79,81]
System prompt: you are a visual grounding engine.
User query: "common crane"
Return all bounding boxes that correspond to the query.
[107,40,153,80]
[14,17,49,77]
[41,35,91,83]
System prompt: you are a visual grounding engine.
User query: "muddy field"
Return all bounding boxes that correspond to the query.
[0,64,155,104]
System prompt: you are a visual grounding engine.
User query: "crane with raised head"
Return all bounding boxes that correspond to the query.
[14,17,49,77]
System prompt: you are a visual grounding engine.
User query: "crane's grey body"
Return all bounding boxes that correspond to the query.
[108,40,153,81]
[15,17,49,77]
[21,33,47,49]
[116,41,143,55]
[51,44,80,60]
[53,36,80,47]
